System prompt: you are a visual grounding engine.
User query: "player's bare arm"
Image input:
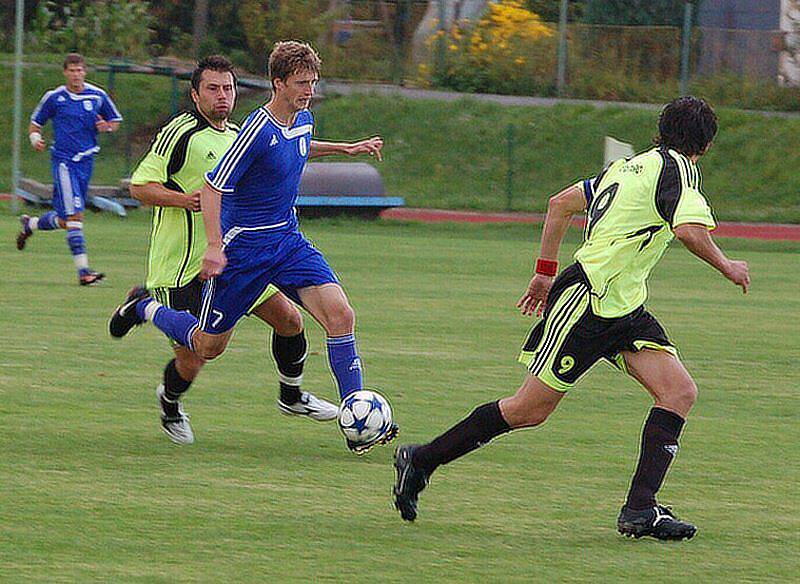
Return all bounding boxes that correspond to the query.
[130,183,201,212]
[199,182,226,279]
[517,182,587,317]
[28,122,46,151]
[674,223,750,293]
[95,117,120,133]
[309,136,383,161]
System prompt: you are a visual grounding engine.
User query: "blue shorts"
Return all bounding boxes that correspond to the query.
[198,229,339,334]
[51,157,93,219]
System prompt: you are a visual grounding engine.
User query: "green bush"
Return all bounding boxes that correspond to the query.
[27,0,155,59]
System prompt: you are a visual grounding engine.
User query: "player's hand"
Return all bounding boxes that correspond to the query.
[516,274,554,317]
[347,136,383,161]
[184,190,202,212]
[200,245,226,280]
[95,117,113,133]
[32,137,46,152]
[723,259,750,294]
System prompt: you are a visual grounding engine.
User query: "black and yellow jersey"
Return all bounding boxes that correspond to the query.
[131,110,239,289]
[574,146,716,318]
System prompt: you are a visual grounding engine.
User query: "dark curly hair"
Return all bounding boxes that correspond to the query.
[655,96,718,157]
[191,55,237,92]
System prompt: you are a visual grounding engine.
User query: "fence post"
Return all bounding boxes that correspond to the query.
[436,0,446,82]
[680,1,693,96]
[171,69,179,115]
[557,0,568,96]
[11,0,24,214]
[506,123,515,211]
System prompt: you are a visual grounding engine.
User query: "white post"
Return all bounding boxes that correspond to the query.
[11,0,25,214]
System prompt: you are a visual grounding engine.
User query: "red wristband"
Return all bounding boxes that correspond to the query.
[535,258,558,277]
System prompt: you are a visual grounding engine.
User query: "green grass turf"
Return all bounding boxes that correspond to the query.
[1,205,798,581]
[3,59,799,223]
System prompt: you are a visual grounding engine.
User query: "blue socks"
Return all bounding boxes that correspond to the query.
[327,334,363,399]
[37,211,59,231]
[136,298,198,349]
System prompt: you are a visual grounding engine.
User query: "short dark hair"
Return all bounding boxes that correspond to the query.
[63,53,85,69]
[655,96,718,157]
[191,55,237,92]
[268,41,321,87]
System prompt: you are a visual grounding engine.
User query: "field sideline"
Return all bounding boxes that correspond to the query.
[1,206,798,582]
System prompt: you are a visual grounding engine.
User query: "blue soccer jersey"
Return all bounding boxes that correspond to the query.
[205,107,313,241]
[31,83,123,162]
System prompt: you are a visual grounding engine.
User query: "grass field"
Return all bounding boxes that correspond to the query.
[1,205,798,582]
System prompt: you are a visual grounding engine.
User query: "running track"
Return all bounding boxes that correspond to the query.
[380,208,800,241]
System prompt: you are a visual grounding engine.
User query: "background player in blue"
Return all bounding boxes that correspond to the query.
[110,41,392,453]
[16,53,122,285]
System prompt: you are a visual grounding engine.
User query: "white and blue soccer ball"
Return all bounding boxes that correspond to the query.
[337,390,393,446]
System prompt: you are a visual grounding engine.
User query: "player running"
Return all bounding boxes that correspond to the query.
[393,96,750,540]
[119,55,337,444]
[16,53,122,285]
[110,41,394,453]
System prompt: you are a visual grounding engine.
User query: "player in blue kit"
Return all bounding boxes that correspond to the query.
[16,53,123,285]
[110,41,393,453]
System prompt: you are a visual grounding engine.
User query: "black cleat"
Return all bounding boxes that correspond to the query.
[16,215,32,250]
[347,422,400,455]
[393,444,430,522]
[79,270,106,286]
[109,285,150,338]
[617,504,697,541]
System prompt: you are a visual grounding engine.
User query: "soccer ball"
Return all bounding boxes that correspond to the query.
[337,390,393,447]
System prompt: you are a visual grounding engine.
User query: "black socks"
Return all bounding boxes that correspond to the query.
[163,358,192,401]
[273,331,307,404]
[625,407,685,510]
[412,401,511,474]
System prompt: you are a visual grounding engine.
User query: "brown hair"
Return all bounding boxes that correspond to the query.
[267,41,321,88]
[63,53,85,69]
[192,55,238,92]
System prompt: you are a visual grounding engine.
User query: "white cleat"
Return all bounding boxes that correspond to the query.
[156,384,195,444]
[277,391,339,422]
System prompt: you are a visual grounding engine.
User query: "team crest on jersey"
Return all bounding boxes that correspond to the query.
[83,100,93,111]
[58,95,66,102]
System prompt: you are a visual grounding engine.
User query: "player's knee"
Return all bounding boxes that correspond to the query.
[675,378,698,409]
[273,306,304,337]
[326,304,355,335]
[195,341,227,361]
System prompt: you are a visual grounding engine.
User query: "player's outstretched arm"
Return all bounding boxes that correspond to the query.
[674,223,750,293]
[28,122,46,152]
[95,118,120,133]
[130,183,201,211]
[517,183,587,317]
[309,136,383,161]
[199,183,226,279]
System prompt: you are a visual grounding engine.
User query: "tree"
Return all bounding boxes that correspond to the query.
[582,0,690,27]
[193,0,210,57]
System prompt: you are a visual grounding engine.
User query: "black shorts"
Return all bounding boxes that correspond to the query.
[518,263,676,391]
[152,277,204,346]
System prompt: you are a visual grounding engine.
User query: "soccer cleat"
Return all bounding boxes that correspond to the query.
[79,270,106,286]
[393,444,430,522]
[277,391,339,421]
[16,215,33,250]
[109,286,150,337]
[156,384,194,445]
[617,504,697,541]
[347,422,400,455]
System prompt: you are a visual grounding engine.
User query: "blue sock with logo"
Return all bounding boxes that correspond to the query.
[327,334,363,399]
[136,298,198,349]
[36,211,60,231]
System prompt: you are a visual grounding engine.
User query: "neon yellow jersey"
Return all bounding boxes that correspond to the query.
[131,110,239,289]
[574,146,716,318]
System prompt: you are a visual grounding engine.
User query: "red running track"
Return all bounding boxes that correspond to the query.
[381,208,800,241]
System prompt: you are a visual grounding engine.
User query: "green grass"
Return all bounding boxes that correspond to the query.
[313,95,800,223]
[1,205,798,581]
[2,59,799,223]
